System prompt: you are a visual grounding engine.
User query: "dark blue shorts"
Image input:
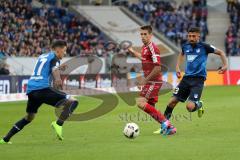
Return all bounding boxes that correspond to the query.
[173,76,204,102]
[26,87,68,113]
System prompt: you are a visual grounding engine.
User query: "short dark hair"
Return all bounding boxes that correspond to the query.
[51,40,67,49]
[188,27,200,33]
[140,25,152,34]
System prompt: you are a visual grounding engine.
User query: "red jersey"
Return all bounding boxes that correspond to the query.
[141,42,162,82]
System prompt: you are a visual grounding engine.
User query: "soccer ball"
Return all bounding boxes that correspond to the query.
[123,123,140,139]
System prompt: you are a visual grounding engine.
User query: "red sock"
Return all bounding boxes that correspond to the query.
[143,103,166,124]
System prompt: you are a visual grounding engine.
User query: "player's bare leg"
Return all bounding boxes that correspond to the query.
[186,101,204,117]
[51,97,78,140]
[136,97,176,135]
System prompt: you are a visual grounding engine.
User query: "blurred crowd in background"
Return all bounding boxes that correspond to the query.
[1,0,240,75]
[128,0,208,46]
[0,0,108,58]
[225,0,240,56]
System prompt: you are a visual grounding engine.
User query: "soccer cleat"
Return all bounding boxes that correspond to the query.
[163,125,177,135]
[157,120,177,135]
[0,139,12,144]
[197,101,204,118]
[51,121,64,140]
[153,128,161,134]
[161,120,170,134]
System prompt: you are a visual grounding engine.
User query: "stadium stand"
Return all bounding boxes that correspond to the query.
[225,0,240,56]
[127,0,209,46]
[38,0,70,7]
[39,0,57,5]
[73,5,175,55]
[0,0,108,57]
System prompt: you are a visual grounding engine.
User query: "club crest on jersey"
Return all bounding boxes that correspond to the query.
[187,55,198,62]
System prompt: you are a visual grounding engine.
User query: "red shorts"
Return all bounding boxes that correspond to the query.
[140,83,162,105]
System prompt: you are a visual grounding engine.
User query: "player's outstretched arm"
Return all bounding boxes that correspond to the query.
[214,49,228,74]
[52,68,63,90]
[176,52,184,79]
[128,47,143,60]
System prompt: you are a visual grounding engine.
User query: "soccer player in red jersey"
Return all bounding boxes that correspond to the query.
[128,25,176,135]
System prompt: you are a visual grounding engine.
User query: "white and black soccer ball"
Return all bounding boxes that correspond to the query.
[123,123,140,139]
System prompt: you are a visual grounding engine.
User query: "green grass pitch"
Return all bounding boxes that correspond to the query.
[0,86,239,160]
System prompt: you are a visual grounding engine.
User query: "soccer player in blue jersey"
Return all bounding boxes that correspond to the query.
[154,27,227,134]
[0,40,78,144]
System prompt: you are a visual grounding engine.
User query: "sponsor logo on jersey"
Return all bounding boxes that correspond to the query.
[187,55,198,62]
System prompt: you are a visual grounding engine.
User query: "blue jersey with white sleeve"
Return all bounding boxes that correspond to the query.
[181,42,215,78]
[27,51,60,94]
